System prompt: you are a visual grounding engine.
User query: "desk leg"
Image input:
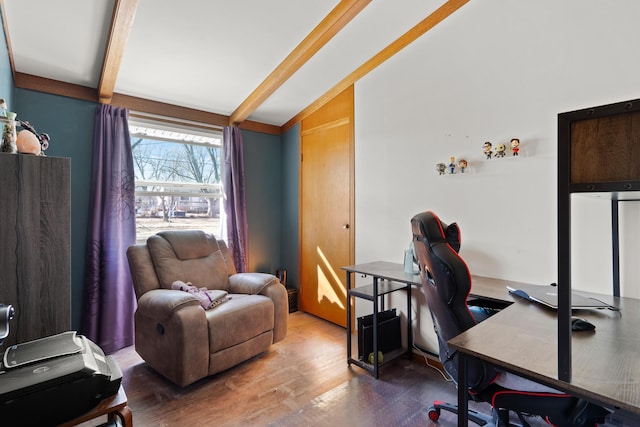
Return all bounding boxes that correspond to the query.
[109,406,133,426]
[372,277,379,379]
[458,352,469,426]
[407,285,412,358]
[346,271,352,366]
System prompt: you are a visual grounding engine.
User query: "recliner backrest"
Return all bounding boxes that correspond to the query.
[411,210,498,392]
[147,230,231,291]
[127,231,237,299]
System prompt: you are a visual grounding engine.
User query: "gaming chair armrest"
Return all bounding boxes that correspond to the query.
[571,400,611,426]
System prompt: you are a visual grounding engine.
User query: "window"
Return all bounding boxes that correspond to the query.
[129,117,223,244]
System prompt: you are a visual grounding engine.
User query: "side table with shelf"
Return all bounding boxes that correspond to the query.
[343,261,422,379]
[58,385,131,426]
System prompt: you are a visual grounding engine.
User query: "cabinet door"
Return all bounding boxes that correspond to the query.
[0,155,70,348]
[570,109,640,184]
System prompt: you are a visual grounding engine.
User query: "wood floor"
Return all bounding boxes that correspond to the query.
[101,312,544,427]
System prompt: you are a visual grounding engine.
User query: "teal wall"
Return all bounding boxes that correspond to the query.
[14,89,97,330]
[0,7,13,109]
[280,124,300,289]
[243,129,283,274]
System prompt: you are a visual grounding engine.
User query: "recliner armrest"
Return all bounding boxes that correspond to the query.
[228,273,288,344]
[137,289,202,321]
[134,288,209,387]
[228,273,279,295]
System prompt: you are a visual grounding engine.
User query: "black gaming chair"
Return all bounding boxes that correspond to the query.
[410,210,608,427]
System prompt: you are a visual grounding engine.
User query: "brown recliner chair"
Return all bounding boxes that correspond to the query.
[126,230,288,387]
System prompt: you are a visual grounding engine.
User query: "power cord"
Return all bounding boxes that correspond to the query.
[408,296,452,383]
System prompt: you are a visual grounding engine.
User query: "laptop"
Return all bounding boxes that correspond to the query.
[506,284,617,310]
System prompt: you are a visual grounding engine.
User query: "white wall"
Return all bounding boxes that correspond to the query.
[353,0,640,352]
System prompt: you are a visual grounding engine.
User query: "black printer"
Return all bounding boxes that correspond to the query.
[0,331,122,426]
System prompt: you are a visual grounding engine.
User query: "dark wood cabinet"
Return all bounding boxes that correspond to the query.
[0,154,71,349]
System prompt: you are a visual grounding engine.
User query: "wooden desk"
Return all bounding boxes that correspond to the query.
[341,262,516,379]
[59,385,132,426]
[467,275,523,302]
[450,290,640,425]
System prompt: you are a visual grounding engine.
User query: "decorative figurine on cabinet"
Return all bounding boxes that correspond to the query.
[511,138,520,156]
[482,141,493,159]
[448,156,456,174]
[458,158,468,173]
[495,143,506,158]
[16,121,50,156]
[436,163,446,175]
[0,98,18,154]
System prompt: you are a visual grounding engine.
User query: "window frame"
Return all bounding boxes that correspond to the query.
[129,113,224,242]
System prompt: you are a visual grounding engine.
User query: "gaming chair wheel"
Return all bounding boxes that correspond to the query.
[427,406,440,421]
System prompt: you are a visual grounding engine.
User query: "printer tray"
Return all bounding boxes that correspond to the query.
[0,332,122,426]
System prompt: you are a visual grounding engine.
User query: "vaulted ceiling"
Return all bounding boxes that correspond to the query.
[1,0,467,133]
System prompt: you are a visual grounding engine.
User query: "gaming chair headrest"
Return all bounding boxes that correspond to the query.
[411,210,470,308]
[411,211,461,253]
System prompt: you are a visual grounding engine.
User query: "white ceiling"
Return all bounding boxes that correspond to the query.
[2,0,446,126]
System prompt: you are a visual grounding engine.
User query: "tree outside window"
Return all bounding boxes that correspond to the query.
[130,119,223,243]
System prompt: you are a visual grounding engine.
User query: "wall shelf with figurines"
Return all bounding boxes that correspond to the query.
[482,138,521,160]
[436,137,521,176]
[436,157,470,175]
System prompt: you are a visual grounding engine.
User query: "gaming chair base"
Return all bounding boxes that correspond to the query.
[427,400,532,427]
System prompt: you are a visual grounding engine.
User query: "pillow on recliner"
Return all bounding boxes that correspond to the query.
[148,232,230,291]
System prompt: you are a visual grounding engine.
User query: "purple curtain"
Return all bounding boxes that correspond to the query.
[82,105,136,354]
[223,126,249,272]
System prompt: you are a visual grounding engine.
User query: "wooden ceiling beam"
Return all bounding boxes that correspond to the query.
[229,0,371,126]
[15,72,98,102]
[282,0,470,132]
[14,73,281,135]
[98,0,139,104]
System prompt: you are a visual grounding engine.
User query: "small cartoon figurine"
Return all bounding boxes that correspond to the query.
[458,158,468,173]
[495,143,506,158]
[511,138,520,156]
[448,156,456,174]
[17,120,50,155]
[436,163,446,175]
[482,141,493,159]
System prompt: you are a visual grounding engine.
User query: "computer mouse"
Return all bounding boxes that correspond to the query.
[571,317,595,332]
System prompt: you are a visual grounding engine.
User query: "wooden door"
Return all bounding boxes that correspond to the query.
[299,86,354,327]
